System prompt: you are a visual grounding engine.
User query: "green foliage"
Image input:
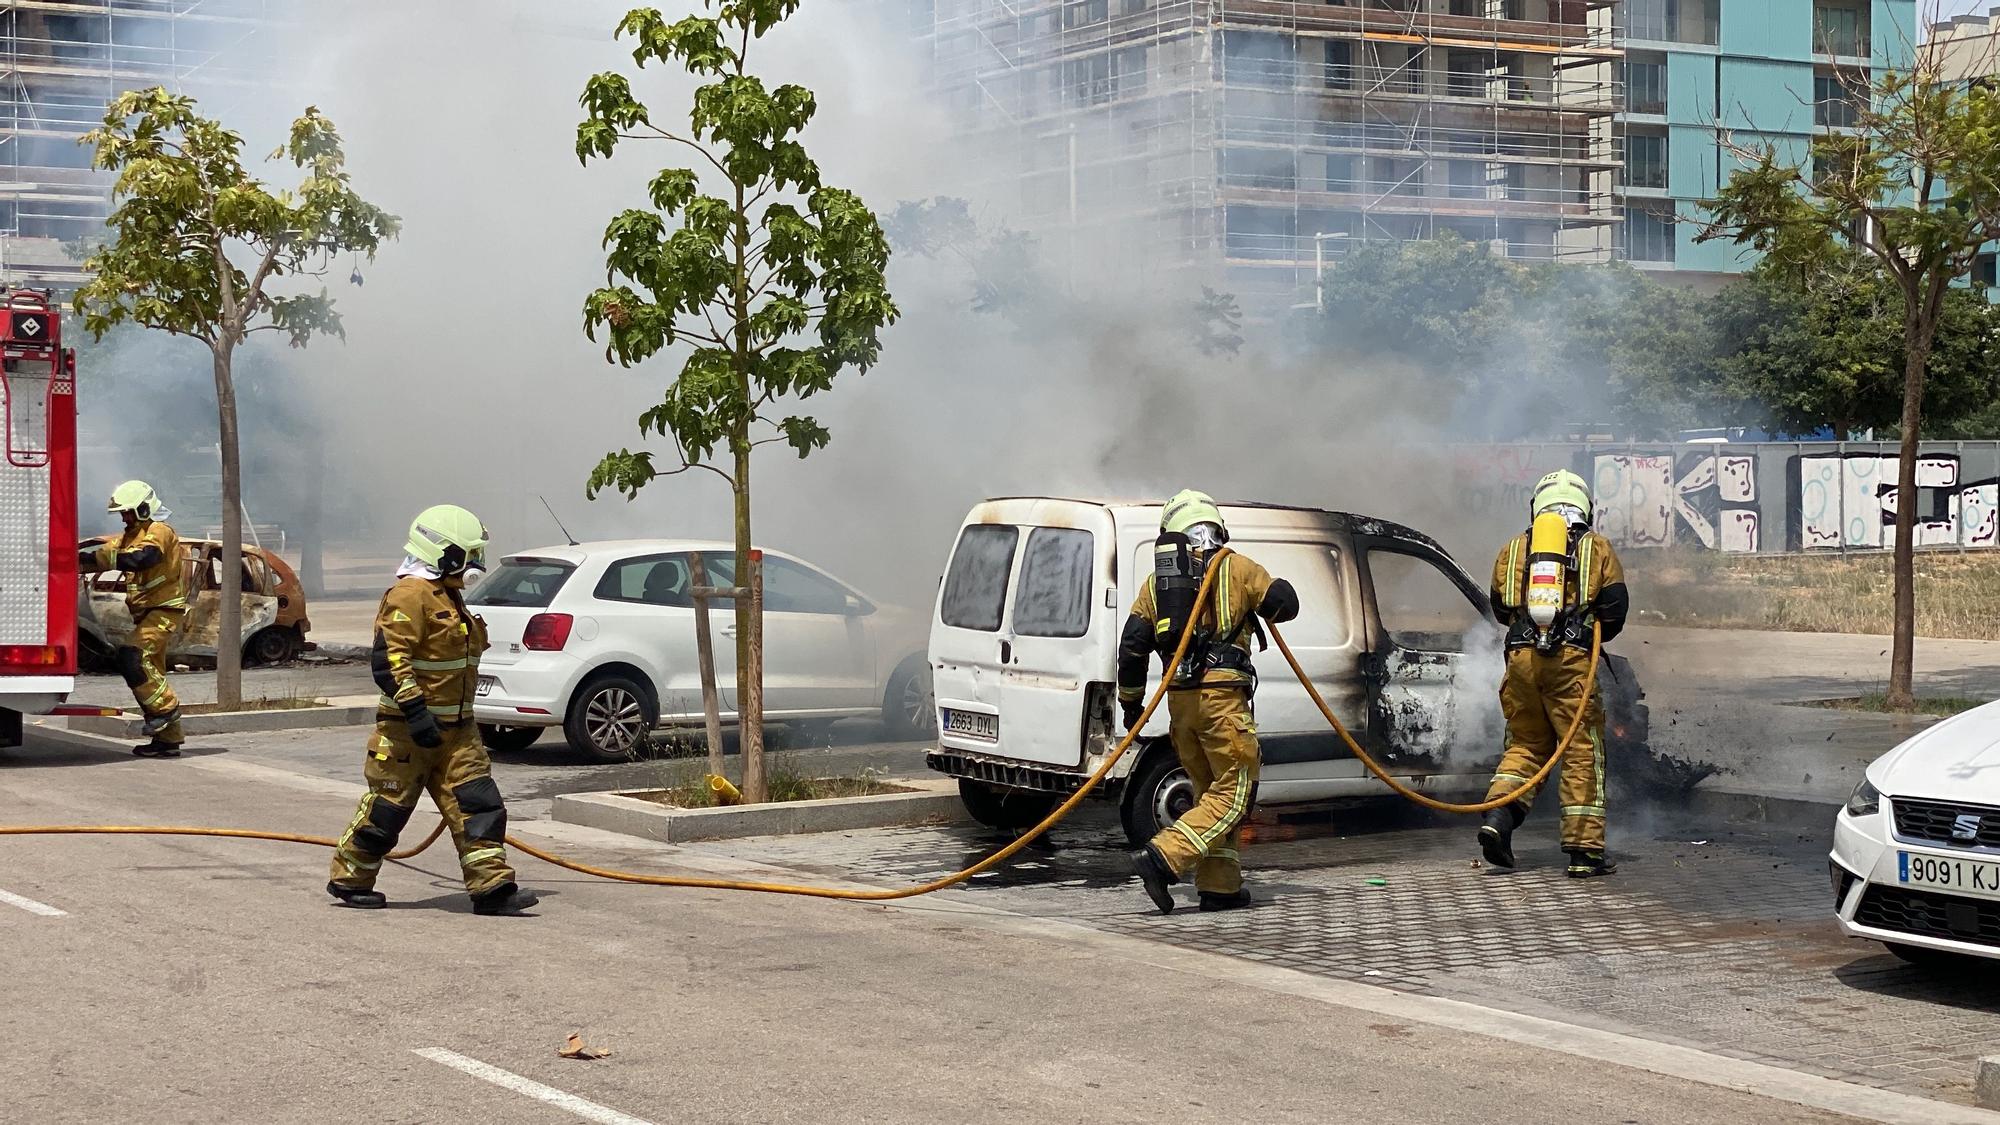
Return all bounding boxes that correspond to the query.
[577,2,897,500]
[72,88,399,348]
[1712,252,2000,437]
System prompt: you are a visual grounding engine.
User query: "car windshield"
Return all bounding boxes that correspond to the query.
[467,559,575,607]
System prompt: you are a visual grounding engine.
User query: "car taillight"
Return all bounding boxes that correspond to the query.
[0,644,65,669]
[522,614,573,651]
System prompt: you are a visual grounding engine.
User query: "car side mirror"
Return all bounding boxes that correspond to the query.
[844,594,871,616]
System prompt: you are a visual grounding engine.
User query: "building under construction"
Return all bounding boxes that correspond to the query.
[0,1,294,291]
[919,0,1622,310]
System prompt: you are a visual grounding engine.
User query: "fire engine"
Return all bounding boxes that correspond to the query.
[0,290,79,747]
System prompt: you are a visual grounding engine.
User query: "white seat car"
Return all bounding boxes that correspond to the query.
[467,540,933,760]
[1832,699,2000,965]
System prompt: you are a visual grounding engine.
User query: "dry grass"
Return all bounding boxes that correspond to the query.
[1628,550,2000,640]
[1799,694,1987,717]
[181,695,329,715]
[636,763,910,809]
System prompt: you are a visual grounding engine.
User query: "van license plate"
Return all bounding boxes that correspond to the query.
[1899,851,2000,902]
[943,709,998,741]
[476,675,496,698]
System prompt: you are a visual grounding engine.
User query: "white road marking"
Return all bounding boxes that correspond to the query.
[413,1048,653,1125]
[0,887,66,917]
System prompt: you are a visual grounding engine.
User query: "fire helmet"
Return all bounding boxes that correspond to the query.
[1160,489,1226,539]
[1531,470,1593,525]
[405,504,489,576]
[108,480,166,521]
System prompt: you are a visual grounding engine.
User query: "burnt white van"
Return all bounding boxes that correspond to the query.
[925,497,1645,844]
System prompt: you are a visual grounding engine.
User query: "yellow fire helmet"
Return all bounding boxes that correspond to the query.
[108,480,166,521]
[1160,489,1226,538]
[1531,469,1593,523]
[405,503,489,576]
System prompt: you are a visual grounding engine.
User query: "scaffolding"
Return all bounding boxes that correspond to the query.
[0,0,297,291]
[919,0,1622,311]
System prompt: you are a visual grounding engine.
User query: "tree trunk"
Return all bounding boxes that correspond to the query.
[1885,317,1936,711]
[733,438,764,803]
[212,343,244,708]
[300,424,324,598]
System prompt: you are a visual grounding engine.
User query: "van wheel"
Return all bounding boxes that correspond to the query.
[1121,743,1194,847]
[479,723,544,753]
[564,673,657,762]
[958,779,1059,830]
[882,655,935,740]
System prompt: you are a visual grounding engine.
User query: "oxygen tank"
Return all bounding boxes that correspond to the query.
[1525,510,1571,645]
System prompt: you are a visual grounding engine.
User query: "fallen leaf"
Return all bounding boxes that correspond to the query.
[559,1033,611,1060]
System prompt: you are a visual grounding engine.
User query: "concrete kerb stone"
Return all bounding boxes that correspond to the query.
[1978,1057,2000,1110]
[67,694,377,739]
[1684,784,1840,828]
[551,778,971,843]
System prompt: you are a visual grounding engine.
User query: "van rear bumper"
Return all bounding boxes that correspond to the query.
[927,750,1117,798]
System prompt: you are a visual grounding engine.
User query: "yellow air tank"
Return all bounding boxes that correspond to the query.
[1526,509,1571,643]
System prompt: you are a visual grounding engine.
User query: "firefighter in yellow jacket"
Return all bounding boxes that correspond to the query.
[325,505,536,915]
[1119,491,1299,914]
[1478,470,1630,878]
[78,481,186,758]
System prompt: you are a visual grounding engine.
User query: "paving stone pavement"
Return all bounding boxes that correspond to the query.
[684,807,2000,1106]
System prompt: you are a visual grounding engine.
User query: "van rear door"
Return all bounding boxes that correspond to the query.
[930,502,1116,768]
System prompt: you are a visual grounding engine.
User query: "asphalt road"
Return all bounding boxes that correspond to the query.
[0,729,1923,1125]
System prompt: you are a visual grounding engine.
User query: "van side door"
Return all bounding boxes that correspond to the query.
[1356,539,1498,770]
[996,513,1118,768]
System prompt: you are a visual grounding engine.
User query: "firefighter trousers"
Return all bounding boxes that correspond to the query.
[1486,645,1606,851]
[1150,684,1260,894]
[329,720,516,896]
[120,608,184,745]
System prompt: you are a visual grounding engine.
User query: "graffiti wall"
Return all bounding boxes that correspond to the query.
[1439,442,2000,555]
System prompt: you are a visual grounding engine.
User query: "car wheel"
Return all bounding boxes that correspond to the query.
[246,626,297,666]
[957,778,1060,830]
[882,655,936,741]
[564,673,657,762]
[1121,743,1195,847]
[479,723,544,753]
[1885,942,1966,968]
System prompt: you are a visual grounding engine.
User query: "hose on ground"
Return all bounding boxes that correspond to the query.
[0,554,1603,896]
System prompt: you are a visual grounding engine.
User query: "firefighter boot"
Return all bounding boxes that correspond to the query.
[471,881,540,916]
[1131,844,1180,915]
[326,881,387,909]
[1566,849,1618,879]
[132,739,182,758]
[1198,888,1253,912]
[1478,804,1524,870]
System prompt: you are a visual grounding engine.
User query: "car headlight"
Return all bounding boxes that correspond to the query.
[1845,778,1881,818]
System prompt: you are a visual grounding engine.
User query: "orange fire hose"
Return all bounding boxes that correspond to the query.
[0,550,1602,898]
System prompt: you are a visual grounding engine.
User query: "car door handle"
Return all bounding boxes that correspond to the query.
[999,640,1012,665]
[721,627,738,637]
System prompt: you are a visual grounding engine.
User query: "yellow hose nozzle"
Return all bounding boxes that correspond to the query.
[706,775,743,805]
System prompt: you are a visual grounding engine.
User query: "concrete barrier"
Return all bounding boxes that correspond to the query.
[68,694,377,739]
[551,778,970,843]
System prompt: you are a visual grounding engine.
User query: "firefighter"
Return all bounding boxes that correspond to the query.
[325,505,537,915]
[1119,490,1299,914]
[79,481,186,758]
[1478,470,1630,878]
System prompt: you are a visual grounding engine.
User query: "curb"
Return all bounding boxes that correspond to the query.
[551,779,970,843]
[1684,784,1840,829]
[67,694,378,738]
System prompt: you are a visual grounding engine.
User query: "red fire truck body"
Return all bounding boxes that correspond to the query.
[0,290,79,747]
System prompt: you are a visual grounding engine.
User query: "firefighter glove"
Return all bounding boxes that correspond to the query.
[401,697,443,748]
[1121,700,1144,732]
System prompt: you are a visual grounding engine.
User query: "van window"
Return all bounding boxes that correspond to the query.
[1130,541,1348,648]
[1368,549,1483,651]
[1014,528,1093,638]
[940,524,1018,631]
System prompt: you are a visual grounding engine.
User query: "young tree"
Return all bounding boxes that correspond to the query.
[74,89,398,707]
[1698,46,2000,708]
[577,3,898,801]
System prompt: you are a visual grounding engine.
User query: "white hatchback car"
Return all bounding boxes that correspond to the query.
[467,540,933,760]
[1832,699,2000,964]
